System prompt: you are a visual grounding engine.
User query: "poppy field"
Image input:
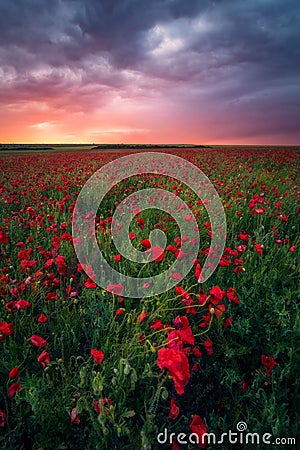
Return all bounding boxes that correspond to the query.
[0,147,299,449]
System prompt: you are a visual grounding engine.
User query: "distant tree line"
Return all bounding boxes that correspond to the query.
[92,144,210,150]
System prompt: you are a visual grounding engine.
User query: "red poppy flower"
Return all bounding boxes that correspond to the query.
[166,244,179,254]
[234,258,244,267]
[192,362,201,371]
[195,263,204,282]
[0,273,9,285]
[173,316,195,346]
[90,348,104,364]
[0,231,8,244]
[198,290,208,306]
[137,311,147,323]
[175,286,191,300]
[190,414,207,448]
[141,239,151,249]
[173,315,188,330]
[55,255,66,265]
[278,214,288,222]
[170,272,183,281]
[261,354,278,376]
[157,347,190,395]
[238,232,249,242]
[7,382,21,398]
[169,397,179,420]
[224,317,233,328]
[199,310,211,328]
[204,338,214,355]
[8,367,20,379]
[20,259,37,272]
[174,236,182,246]
[18,248,33,260]
[37,350,50,367]
[193,346,202,358]
[255,243,263,255]
[38,313,48,323]
[233,265,244,275]
[0,321,14,336]
[172,440,180,450]
[44,258,54,269]
[137,217,145,228]
[70,408,80,425]
[240,381,248,393]
[209,285,225,304]
[176,250,187,260]
[93,400,100,413]
[146,246,165,262]
[107,284,123,296]
[46,291,58,301]
[52,235,61,249]
[182,299,197,315]
[219,256,231,267]
[16,241,25,248]
[16,299,31,309]
[93,398,113,414]
[150,320,164,330]
[77,263,84,272]
[85,278,97,289]
[6,299,31,313]
[226,287,240,305]
[0,409,6,427]
[213,303,226,318]
[30,335,47,348]
[166,330,181,350]
[5,302,18,313]
[55,255,67,275]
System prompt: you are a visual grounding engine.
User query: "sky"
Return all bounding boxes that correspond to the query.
[0,0,299,145]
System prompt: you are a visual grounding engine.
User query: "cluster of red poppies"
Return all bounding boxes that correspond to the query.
[0,147,297,444]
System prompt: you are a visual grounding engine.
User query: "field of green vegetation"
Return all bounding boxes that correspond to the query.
[0,147,299,449]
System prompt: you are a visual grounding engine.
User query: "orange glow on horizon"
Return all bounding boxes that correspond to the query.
[0,86,298,147]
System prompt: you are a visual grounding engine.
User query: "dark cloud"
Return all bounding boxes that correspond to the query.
[0,0,299,142]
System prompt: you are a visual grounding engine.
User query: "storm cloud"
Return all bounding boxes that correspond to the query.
[0,0,299,144]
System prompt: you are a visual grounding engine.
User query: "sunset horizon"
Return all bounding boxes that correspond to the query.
[1,141,300,146]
